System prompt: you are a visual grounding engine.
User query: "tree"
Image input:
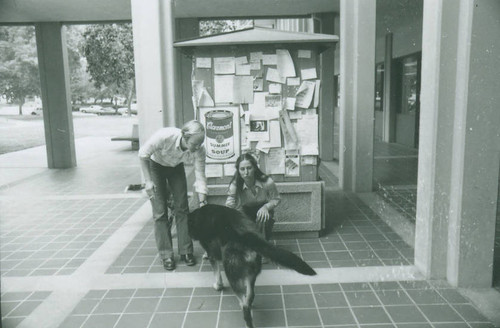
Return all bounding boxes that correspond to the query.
[65,25,95,105]
[0,26,40,115]
[82,24,135,113]
[199,19,253,36]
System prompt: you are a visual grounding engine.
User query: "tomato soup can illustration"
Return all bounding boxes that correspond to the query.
[205,111,234,160]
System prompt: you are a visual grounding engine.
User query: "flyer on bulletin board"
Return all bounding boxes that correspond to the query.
[248,115,270,142]
[265,148,286,175]
[294,114,319,156]
[214,57,236,74]
[256,120,281,149]
[285,152,300,177]
[205,164,223,178]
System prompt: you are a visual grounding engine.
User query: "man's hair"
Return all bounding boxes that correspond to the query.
[181,120,205,140]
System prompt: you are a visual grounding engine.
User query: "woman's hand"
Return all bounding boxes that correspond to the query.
[256,205,270,223]
[145,180,156,200]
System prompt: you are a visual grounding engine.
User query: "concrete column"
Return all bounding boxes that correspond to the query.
[339,0,376,192]
[319,13,336,161]
[417,0,500,287]
[35,23,76,169]
[160,0,178,127]
[415,0,460,279]
[131,0,177,143]
[176,18,201,123]
[447,0,500,287]
[382,33,396,143]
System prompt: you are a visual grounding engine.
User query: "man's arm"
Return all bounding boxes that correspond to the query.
[138,131,161,198]
[193,147,208,204]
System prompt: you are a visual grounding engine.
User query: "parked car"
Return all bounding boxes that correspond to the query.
[100,106,118,115]
[79,105,116,115]
[117,103,138,115]
[24,102,43,115]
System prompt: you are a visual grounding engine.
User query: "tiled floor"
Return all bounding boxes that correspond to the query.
[376,186,417,223]
[105,192,414,275]
[0,197,146,277]
[1,166,142,196]
[1,138,499,328]
[59,281,495,328]
[373,138,418,222]
[1,291,52,328]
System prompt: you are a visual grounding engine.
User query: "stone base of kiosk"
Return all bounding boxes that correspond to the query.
[207,181,325,237]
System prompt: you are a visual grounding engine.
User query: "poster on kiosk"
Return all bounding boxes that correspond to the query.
[199,106,240,163]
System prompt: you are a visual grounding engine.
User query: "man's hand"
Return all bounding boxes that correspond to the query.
[144,180,156,200]
[199,194,208,207]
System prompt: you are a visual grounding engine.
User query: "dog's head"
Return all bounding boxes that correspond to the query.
[187,204,234,240]
[188,204,260,242]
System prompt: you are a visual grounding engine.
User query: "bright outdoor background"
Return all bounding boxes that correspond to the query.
[0,20,253,155]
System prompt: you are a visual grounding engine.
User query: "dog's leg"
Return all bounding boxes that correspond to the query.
[247,276,256,310]
[231,282,254,328]
[209,257,223,291]
[241,277,255,328]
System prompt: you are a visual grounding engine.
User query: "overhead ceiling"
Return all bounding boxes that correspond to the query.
[0,0,339,24]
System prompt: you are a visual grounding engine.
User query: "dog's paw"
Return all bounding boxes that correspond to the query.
[213,282,224,291]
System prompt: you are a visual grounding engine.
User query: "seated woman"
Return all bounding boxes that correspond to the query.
[225,153,281,241]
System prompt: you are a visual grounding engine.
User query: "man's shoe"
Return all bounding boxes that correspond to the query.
[162,257,175,271]
[181,254,196,266]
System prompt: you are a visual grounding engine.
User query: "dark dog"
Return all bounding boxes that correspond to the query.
[188,203,316,328]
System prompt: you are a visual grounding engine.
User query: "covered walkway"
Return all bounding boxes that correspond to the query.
[1,139,498,328]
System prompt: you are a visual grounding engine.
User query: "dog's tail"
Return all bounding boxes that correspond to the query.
[238,232,316,276]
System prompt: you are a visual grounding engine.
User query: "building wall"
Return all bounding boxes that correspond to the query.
[375,0,423,63]
[495,165,500,286]
[374,0,423,149]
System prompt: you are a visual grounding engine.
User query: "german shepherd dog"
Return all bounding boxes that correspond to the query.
[188,203,316,328]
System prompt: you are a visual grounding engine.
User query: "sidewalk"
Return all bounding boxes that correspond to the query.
[1,138,499,328]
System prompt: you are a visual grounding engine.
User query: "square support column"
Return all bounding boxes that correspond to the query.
[35,23,76,169]
[415,0,460,280]
[447,0,500,287]
[417,0,500,288]
[319,13,336,161]
[131,0,178,144]
[339,0,376,192]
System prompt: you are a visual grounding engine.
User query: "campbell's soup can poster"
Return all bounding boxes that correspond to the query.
[201,107,240,162]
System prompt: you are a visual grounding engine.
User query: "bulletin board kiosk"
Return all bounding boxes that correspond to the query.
[175,27,338,237]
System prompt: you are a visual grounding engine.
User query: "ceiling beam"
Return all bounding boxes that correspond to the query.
[0,0,338,24]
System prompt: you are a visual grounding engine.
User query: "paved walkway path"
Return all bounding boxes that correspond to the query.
[1,138,498,328]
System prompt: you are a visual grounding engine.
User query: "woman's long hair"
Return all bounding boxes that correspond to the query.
[230,153,269,194]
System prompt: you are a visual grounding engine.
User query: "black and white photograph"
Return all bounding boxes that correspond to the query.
[0,1,499,328]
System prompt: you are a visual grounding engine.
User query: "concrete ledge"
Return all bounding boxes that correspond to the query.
[459,288,500,327]
[207,181,324,233]
[357,192,415,247]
